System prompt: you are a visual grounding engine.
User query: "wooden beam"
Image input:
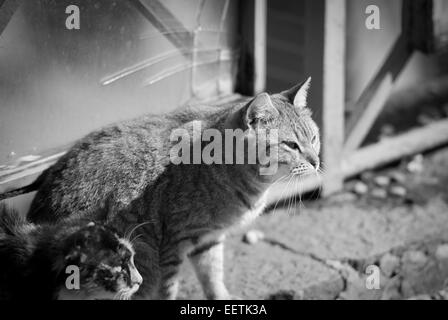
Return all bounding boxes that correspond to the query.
[129,0,194,52]
[344,35,412,151]
[321,0,346,195]
[344,73,393,153]
[342,118,448,178]
[0,0,21,36]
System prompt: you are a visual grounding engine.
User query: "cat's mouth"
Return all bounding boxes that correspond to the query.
[115,283,141,300]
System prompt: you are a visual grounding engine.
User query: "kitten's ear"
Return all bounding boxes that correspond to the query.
[280,77,311,108]
[244,92,278,128]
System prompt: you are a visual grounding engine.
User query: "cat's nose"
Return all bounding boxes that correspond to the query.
[306,153,320,170]
[132,271,143,286]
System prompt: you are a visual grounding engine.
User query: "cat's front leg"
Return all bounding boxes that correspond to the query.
[158,251,183,300]
[188,239,235,300]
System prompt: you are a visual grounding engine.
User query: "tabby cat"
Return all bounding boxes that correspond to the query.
[0,78,320,299]
[0,204,142,300]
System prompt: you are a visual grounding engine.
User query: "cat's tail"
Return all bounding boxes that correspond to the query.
[0,173,45,201]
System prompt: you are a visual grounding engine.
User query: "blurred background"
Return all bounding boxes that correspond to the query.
[1,0,448,299]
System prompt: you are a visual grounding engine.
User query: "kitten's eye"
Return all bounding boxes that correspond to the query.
[283,141,301,152]
[311,135,317,144]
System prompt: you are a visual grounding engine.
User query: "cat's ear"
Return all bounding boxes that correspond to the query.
[244,92,278,128]
[280,77,311,108]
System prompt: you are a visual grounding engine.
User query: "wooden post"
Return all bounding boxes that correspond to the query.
[321,0,346,195]
[253,0,267,94]
[236,0,267,95]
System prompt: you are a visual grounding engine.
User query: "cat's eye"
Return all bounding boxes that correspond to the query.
[284,141,301,152]
[311,135,317,144]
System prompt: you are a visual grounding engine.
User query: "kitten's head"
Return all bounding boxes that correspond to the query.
[243,77,320,178]
[59,222,143,300]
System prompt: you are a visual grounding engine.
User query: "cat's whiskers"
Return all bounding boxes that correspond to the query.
[293,176,300,214]
[130,233,144,245]
[283,175,295,216]
[265,174,289,213]
[114,289,124,300]
[267,174,289,192]
[125,221,154,242]
[298,173,306,209]
[271,174,293,215]
[295,177,302,215]
[291,175,303,215]
[114,286,134,300]
[289,175,300,216]
[284,175,296,217]
[314,170,323,198]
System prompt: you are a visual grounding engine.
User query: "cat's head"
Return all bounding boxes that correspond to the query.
[242,77,320,178]
[58,222,143,300]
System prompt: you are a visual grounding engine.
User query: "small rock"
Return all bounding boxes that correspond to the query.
[371,188,387,199]
[403,250,427,267]
[352,181,368,195]
[373,175,391,187]
[435,244,448,260]
[407,154,424,173]
[330,192,357,203]
[389,171,406,184]
[389,185,407,198]
[380,253,400,277]
[360,171,374,182]
[243,230,265,245]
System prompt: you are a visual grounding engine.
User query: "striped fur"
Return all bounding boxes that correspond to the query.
[25,80,320,299]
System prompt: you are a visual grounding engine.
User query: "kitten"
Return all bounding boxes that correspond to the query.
[0,204,143,300]
[2,78,320,299]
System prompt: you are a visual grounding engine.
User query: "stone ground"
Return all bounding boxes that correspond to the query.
[178,146,448,300]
